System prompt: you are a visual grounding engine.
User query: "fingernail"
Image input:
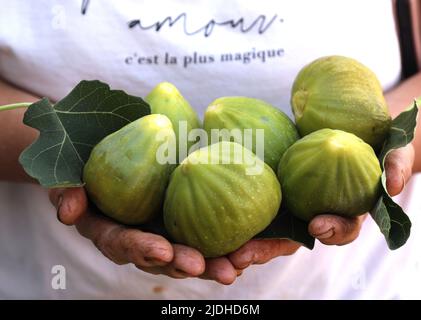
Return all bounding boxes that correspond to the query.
[316,228,334,239]
[144,256,167,266]
[56,194,63,209]
[217,275,236,285]
[401,171,406,190]
[56,195,63,223]
[236,269,244,277]
[174,268,191,277]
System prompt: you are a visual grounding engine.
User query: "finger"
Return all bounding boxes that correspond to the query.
[385,144,414,196]
[169,244,206,277]
[228,239,301,269]
[49,187,87,225]
[200,257,237,285]
[308,214,366,245]
[61,188,88,224]
[49,188,64,208]
[75,211,174,267]
[139,265,191,279]
[139,245,205,279]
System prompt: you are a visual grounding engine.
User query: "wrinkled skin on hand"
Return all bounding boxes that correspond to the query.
[49,145,413,284]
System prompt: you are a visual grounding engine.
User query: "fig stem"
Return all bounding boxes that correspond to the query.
[0,102,32,112]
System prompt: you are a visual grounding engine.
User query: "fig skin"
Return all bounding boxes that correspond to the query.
[277,129,382,222]
[204,96,299,171]
[83,114,175,225]
[164,141,282,258]
[291,55,391,150]
[145,82,202,162]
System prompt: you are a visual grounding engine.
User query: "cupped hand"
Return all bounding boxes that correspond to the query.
[49,188,204,278]
[49,187,242,284]
[228,144,415,271]
[48,187,300,284]
[48,144,414,284]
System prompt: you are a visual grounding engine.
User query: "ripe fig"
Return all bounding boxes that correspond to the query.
[278,129,382,222]
[204,97,299,171]
[291,55,391,149]
[83,114,175,225]
[145,82,202,162]
[164,141,282,257]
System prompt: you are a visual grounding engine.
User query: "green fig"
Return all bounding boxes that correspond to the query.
[278,129,382,222]
[83,114,175,225]
[203,97,299,171]
[291,55,391,149]
[164,141,282,257]
[145,82,202,162]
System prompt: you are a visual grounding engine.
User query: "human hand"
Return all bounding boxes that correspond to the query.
[49,188,209,278]
[48,145,413,284]
[49,187,248,284]
[227,144,415,273]
[48,187,303,284]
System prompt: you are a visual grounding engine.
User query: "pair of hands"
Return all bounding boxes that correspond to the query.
[48,145,414,285]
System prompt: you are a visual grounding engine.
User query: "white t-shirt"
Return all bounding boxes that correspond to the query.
[1,0,420,299]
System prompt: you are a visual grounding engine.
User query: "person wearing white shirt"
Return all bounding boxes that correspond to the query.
[0,0,420,299]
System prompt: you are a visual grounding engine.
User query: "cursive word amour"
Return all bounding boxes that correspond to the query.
[81,0,281,38]
[128,13,281,37]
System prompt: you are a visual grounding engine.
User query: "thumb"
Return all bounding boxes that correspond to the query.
[49,187,88,225]
[308,214,366,245]
[384,145,414,196]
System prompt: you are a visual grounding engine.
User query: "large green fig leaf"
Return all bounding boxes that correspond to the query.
[19,80,150,188]
[370,101,418,249]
